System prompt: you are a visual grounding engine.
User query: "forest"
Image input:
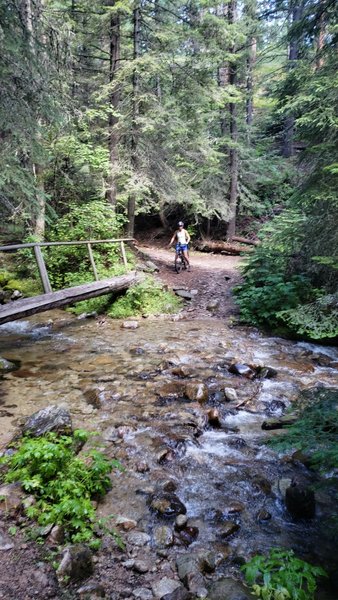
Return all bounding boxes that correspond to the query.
[1,0,337,339]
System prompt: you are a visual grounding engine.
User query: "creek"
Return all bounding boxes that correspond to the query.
[0,310,337,597]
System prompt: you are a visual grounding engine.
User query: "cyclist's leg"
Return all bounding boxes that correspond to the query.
[183,249,190,266]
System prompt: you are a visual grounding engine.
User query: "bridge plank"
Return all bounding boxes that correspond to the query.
[0,272,139,325]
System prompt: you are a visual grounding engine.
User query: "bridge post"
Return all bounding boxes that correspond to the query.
[87,243,99,281]
[120,241,128,269]
[34,245,52,294]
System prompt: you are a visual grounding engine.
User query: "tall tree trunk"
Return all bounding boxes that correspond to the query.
[283,1,303,158]
[33,163,46,239]
[127,4,140,238]
[245,0,257,132]
[316,13,325,69]
[226,0,238,242]
[106,2,120,207]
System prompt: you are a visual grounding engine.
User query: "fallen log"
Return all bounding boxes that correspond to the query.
[232,236,259,246]
[196,240,253,255]
[0,272,140,325]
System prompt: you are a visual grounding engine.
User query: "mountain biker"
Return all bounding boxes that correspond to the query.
[169,221,191,270]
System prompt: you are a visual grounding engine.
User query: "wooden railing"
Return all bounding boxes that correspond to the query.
[0,238,134,294]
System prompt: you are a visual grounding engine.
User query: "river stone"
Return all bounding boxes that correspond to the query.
[152,578,181,599]
[122,320,139,329]
[207,299,219,311]
[228,363,255,379]
[0,527,14,550]
[207,578,252,600]
[0,482,23,515]
[0,357,18,374]
[224,388,238,402]
[48,525,65,545]
[76,582,106,598]
[225,501,245,514]
[207,408,221,427]
[22,405,73,437]
[154,526,174,548]
[134,560,150,573]
[145,260,159,272]
[219,520,240,538]
[172,365,193,378]
[57,544,93,582]
[115,515,138,531]
[133,588,153,600]
[185,383,208,403]
[285,482,316,519]
[162,588,191,600]
[150,493,187,518]
[127,531,151,547]
[175,514,188,529]
[257,509,271,521]
[174,290,193,300]
[176,554,199,584]
[186,573,207,598]
[176,526,199,546]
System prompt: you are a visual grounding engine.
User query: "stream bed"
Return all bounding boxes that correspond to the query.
[0,310,337,598]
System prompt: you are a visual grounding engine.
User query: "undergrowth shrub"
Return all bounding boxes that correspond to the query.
[242,547,327,600]
[0,430,123,547]
[107,276,182,318]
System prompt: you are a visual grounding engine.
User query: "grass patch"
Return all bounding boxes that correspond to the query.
[107,276,182,318]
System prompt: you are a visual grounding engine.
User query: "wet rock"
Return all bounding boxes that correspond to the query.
[0,527,14,550]
[175,290,193,300]
[256,509,272,521]
[76,582,106,598]
[285,482,316,519]
[115,516,137,531]
[219,520,240,538]
[176,526,199,546]
[83,388,102,409]
[134,560,150,574]
[225,501,245,514]
[122,321,139,329]
[207,408,221,427]
[207,299,219,311]
[11,290,23,300]
[0,482,23,515]
[76,311,98,320]
[133,588,153,600]
[127,531,151,547]
[175,515,188,530]
[186,573,207,598]
[185,383,208,403]
[162,587,191,600]
[157,447,175,464]
[276,478,292,498]
[162,480,178,493]
[172,366,193,378]
[149,493,187,518]
[262,415,297,430]
[207,578,252,600]
[0,357,18,374]
[48,525,65,545]
[224,388,238,402]
[252,475,272,495]
[152,578,181,599]
[57,544,93,582]
[154,526,174,548]
[23,405,73,437]
[228,363,255,379]
[176,554,199,584]
[256,366,278,379]
[136,461,150,473]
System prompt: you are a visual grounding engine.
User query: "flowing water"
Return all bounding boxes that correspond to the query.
[0,310,337,593]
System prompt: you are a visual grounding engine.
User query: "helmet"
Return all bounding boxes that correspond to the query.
[178,221,184,227]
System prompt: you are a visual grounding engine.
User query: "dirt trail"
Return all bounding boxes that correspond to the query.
[136,243,244,320]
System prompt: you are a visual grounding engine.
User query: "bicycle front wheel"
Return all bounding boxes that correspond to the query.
[175,255,183,273]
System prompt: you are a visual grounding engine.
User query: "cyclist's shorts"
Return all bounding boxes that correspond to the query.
[176,243,188,251]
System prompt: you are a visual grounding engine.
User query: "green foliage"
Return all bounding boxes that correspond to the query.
[241,548,327,600]
[0,430,123,545]
[269,388,338,475]
[3,278,42,297]
[277,294,338,340]
[107,276,182,318]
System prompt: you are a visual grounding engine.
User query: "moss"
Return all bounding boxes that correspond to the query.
[4,278,42,296]
[0,271,15,286]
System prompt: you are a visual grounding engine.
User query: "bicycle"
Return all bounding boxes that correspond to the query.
[174,244,188,273]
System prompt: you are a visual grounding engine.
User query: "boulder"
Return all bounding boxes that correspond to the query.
[22,405,73,437]
[149,493,187,518]
[207,578,253,600]
[185,383,208,403]
[174,290,193,300]
[176,554,199,584]
[126,531,151,547]
[0,357,18,374]
[224,388,238,402]
[122,320,139,329]
[76,582,106,598]
[228,363,255,379]
[219,520,240,538]
[151,578,182,599]
[285,482,316,519]
[0,527,14,550]
[57,544,93,582]
[133,588,154,600]
[0,482,23,515]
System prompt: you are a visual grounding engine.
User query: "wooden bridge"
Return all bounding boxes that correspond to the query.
[0,238,138,325]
